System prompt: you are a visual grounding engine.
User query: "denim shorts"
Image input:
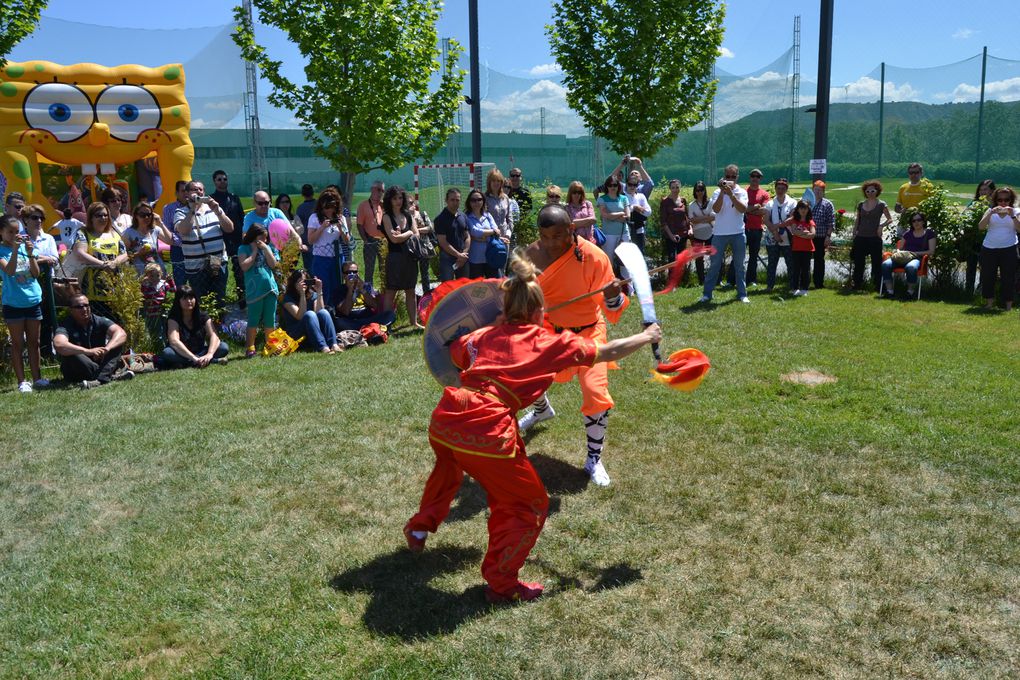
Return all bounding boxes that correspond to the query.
[2,303,43,321]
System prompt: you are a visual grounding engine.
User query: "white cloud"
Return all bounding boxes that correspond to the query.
[828,76,920,103]
[528,62,562,77]
[945,77,1020,103]
[477,79,587,136]
[952,28,975,40]
[719,47,735,58]
[202,99,240,111]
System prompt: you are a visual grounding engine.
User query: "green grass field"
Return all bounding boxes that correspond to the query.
[3,284,1018,678]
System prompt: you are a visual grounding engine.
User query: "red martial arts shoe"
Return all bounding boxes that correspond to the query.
[403,523,426,553]
[484,581,544,604]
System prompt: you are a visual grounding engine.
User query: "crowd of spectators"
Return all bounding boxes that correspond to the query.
[1,159,1017,392]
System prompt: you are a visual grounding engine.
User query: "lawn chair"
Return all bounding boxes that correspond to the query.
[882,248,930,300]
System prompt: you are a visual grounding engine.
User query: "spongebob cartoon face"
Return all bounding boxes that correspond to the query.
[0,61,194,221]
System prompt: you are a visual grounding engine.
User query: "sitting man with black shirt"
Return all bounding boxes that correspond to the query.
[53,293,130,388]
[335,260,396,331]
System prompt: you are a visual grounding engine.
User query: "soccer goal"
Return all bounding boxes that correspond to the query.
[414,162,495,217]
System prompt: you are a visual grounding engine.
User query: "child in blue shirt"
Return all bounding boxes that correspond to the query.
[0,215,46,392]
[238,224,280,357]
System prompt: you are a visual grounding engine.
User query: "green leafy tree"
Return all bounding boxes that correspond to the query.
[232,0,464,197]
[547,0,725,159]
[903,185,965,293]
[0,0,47,69]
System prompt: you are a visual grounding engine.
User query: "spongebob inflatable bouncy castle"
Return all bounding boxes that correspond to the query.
[0,61,194,223]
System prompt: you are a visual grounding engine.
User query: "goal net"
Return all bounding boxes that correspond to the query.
[414,163,495,218]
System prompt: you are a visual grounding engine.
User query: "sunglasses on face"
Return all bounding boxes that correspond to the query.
[255,200,269,206]
[25,215,43,221]
[547,194,561,199]
[750,174,762,179]
[138,212,153,218]
[908,170,920,175]
[469,197,483,202]
[724,175,737,180]
[510,174,521,178]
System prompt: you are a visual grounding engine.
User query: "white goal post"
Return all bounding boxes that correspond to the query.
[413,162,495,217]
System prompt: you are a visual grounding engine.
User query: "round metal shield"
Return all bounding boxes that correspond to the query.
[423,280,503,387]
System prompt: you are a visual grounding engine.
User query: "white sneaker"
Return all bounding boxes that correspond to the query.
[33,378,50,389]
[791,289,804,297]
[739,296,751,304]
[697,295,712,303]
[584,459,611,487]
[18,381,32,393]
[518,404,556,432]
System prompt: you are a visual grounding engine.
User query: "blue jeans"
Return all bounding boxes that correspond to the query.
[439,253,467,282]
[704,232,747,298]
[765,243,791,289]
[157,342,228,369]
[312,255,342,308]
[284,308,337,351]
[882,257,921,286]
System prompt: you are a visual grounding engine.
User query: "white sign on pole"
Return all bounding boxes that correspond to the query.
[809,158,827,175]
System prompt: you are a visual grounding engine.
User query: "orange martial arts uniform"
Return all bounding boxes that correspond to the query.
[407,323,598,592]
[539,237,629,416]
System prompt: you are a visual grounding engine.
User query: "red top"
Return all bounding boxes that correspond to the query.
[790,219,816,252]
[429,324,598,458]
[744,187,771,230]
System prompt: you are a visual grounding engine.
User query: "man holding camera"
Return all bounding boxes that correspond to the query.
[174,180,234,310]
[334,260,396,331]
[699,164,750,304]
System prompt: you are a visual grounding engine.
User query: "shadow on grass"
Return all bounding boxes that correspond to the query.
[679,298,740,314]
[529,556,644,592]
[445,454,588,524]
[330,546,489,640]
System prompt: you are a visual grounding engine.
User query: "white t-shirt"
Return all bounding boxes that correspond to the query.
[55,218,85,249]
[709,184,749,236]
[983,208,1019,249]
[688,201,715,241]
[764,195,797,246]
[307,213,349,258]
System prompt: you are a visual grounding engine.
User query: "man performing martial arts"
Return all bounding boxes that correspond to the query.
[518,204,631,486]
[404,253,660,602]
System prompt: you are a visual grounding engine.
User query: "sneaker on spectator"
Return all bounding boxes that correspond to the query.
[212,357,228,366]
[697,295,712,304]
[584,459,611,487]
[33,378,50,389]
[403,523,426,553]
[791,290,804,297]
[80,380,102,390]
[518,404,556,432]
[484,581,544,604]
[739,296,751,304]
[245,349,257,359]
[746,281,758,288]
[17,381,32,393]
[113,369,134,381]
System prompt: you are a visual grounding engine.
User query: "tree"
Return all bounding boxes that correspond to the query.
[547,0,725,159]
[0,0,48,69]
[232,0,464,197]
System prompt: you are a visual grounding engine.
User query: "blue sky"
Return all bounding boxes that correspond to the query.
[15,1,1020,134]
[33,0,1017,84]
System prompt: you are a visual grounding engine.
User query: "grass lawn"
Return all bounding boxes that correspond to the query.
[3,285,1018,678]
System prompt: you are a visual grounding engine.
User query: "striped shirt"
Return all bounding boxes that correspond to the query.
[174,206,226,273]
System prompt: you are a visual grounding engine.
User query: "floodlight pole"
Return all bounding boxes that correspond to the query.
[812,0,833,181]
[468,0,482,163]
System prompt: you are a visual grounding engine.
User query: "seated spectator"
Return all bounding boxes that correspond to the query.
[280,269,343,354]
[238,224,280,358]
[881,212,936,299]
[52,293,130,388]
[1,215,46,392]
[156,284,228,369]
[140,262,175,345]
[335,260,395,331]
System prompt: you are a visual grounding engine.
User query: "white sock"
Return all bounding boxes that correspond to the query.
[411,530,427,540]
[532,393,551,415]
[584,410,609,464]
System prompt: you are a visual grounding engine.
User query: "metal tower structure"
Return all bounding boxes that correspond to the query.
[242,0,266,192]
[790,15,801,181]
[705,61,717,181]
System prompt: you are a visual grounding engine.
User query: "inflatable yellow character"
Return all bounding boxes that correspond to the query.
[0,61,194,223]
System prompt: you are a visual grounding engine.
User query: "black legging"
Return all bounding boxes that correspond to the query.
[980,245,1018,304]
[851,236,883,289]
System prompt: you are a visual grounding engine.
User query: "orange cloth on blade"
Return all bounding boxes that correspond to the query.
[537,238,629,415]
[428,323,598,458]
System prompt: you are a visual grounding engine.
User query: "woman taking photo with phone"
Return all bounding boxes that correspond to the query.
[306,188,349,307]
[280,270,343,354]
[0,216,46,392]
